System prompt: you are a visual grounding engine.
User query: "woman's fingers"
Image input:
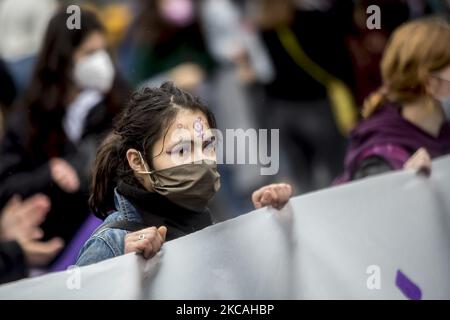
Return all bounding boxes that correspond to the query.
[2,194,22,214]
[251,188,262,209]
[1,194,51,242]
[143,228,158,259]
[125,236,148,255]
[252,185,271,209]
[50,159,80,193]
[252,183,293,210]
[19,194,51,228]
[22,237,64,267]
[141,239,153,259]
[59,168,79,193]
[276,183,292,209]
[404,147,432,176]
[157,226,167,242]
[261,189,277,207]
[128,227,158,240]
[252,183,292,209]
[125,226,166,259]
[29,227,44,240]
[67,168,80,192]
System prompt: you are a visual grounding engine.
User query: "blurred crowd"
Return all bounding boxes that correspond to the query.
[0,0,449,283]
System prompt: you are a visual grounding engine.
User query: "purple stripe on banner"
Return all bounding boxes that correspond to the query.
[49,214,102,272]
[396,269,422,300]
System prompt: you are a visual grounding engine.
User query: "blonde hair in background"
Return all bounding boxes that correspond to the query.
[363,17,450,118]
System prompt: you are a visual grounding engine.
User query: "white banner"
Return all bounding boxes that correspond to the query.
[1,155,450,299]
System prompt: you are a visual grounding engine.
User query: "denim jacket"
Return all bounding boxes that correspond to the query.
[76,189,143,266]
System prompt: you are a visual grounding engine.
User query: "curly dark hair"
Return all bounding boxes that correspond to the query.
[89,81,216,218]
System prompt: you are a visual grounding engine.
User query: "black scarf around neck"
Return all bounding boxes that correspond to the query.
[116,180,213,241]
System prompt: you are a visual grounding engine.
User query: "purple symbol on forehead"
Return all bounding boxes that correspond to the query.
[193,117,204,139]
[396,269,422,300]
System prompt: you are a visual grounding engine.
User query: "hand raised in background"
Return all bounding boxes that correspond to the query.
[49,158,80,193]
[0,194,64,267]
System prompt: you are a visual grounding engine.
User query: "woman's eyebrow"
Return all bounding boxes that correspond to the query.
[202,133,215,141]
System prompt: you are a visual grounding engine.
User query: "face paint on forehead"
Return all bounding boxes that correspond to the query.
[193,116,207,141]
[167,123,188,148]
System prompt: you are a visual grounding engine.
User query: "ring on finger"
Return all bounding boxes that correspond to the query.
[138,233,146,241]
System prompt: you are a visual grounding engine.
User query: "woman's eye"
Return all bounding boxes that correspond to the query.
[203,139,216,152]
[171,144,190,157]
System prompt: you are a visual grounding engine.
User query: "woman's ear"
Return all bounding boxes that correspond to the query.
[126,149,147,172]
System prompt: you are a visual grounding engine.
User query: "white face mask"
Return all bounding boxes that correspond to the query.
[73,50,115,93]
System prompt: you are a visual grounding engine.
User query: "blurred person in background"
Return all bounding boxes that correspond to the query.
[346,0,410,106]
[199,0,275,217]
[339,17,450,182]
[346,0,450,107]
[0,58,17,137]
[0,0,58,95]
[0,8,129,266]
[0,194,63,284]
[118,0,215,93]
[250,0,356,193]
[79,0,133,49]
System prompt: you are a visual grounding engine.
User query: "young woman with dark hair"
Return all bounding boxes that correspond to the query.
[76,82,292,266]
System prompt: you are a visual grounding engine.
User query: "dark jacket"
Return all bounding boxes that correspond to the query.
[0,101,114,247]
[0,59,16,110]
[0,241,26,284]
[76,181,213,266]
[260,5,354,102]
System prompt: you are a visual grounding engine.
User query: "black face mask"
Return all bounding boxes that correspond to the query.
[137,152,221,212]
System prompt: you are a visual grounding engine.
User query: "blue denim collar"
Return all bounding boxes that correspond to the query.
[113,187,142,222]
